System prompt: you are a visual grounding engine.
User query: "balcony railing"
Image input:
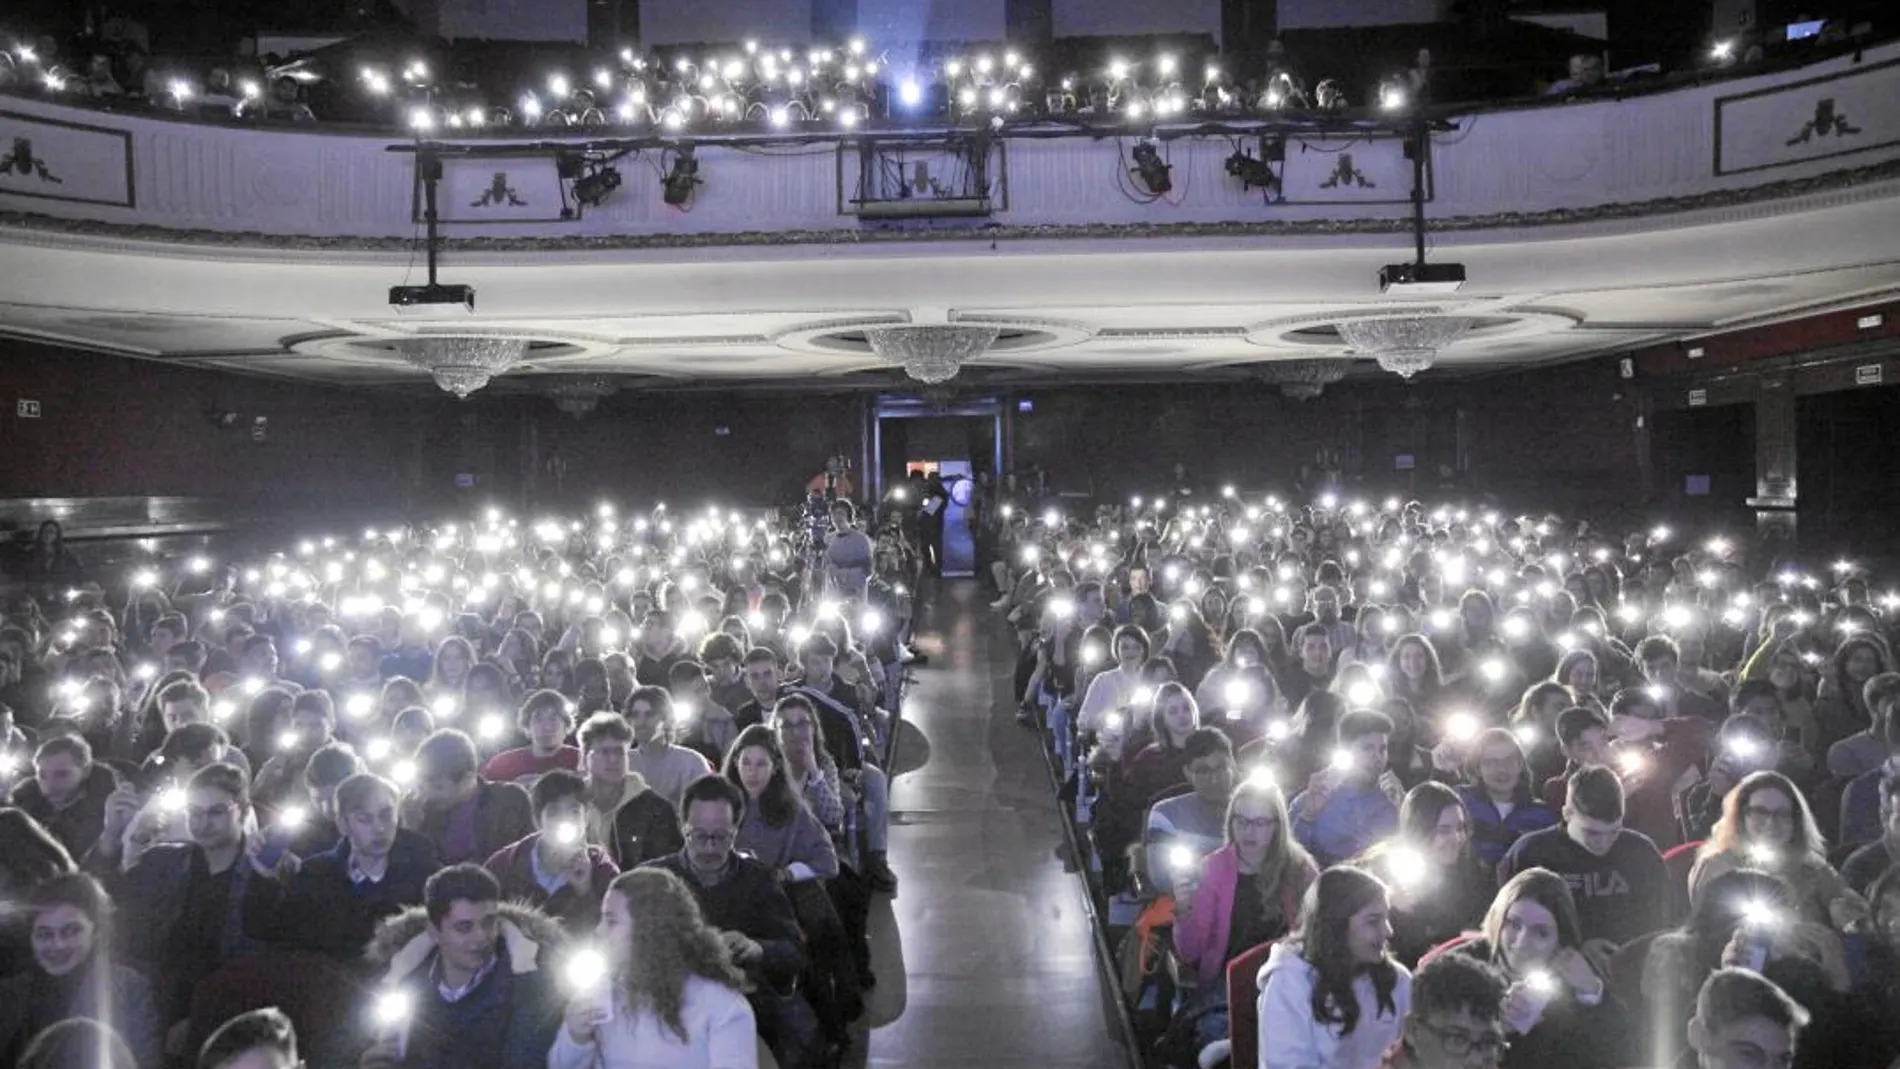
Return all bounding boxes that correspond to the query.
[1,41,1896,244]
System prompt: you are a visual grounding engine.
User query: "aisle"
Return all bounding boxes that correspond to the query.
[857,580,1137,1069]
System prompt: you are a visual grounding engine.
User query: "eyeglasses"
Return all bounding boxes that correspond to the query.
[1745,806,1796,825]
[1232,816,1278,834]
[685,829,735,847]
[1420,1021,1509,1059]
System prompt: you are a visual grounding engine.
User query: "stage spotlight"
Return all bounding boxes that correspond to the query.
[899,79,923,108]
[1224,149,1277,192]
[573,165,622,208]
[1130,140,1172,195]
[663,146,701,206]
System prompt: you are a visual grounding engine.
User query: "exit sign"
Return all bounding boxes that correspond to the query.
[16,399,40,418]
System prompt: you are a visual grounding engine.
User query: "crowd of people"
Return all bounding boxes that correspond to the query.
[988,486,1900,1069]
[0,496,913,1069]
[6,12,1845,138]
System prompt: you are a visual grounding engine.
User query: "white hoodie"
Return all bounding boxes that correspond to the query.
[1255,941,1411,1069]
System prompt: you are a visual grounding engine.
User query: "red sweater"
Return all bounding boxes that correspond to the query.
[1542,717,1715,851]
[483,833,619,934]
[480,746,581,785]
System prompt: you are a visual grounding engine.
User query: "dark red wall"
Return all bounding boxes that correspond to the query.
[0,341,436,509]
[0,338,1644,522]
[1010,358,1640,513]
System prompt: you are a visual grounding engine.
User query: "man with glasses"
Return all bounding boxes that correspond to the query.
[1142,728,1235,895]
[242,772,439,962]
[98,763,264,1057]
[641,774,813,1066]
[1390,953,1511,1069]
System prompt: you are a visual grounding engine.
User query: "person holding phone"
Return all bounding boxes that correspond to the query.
[354,865,563,1069]
[552,869,756,1069]
[1688,770,1865,931]
[1172,774,1316,1053]
[1290,710,1400,867]
[242,772,439,962]
[1442,868,1631,1069]
[1640,869,1848,1068]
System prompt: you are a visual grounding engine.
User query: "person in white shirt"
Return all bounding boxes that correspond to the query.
[552,868,758,1069]
[1077,625,1153,735]
[1257,865,1412,1069]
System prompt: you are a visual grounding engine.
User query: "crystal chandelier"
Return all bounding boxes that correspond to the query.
[544,375,621,418]
[1334,316,1474,380]
[1260,359,1351,400]
[397,336,529,398]
[864,325,1000,385]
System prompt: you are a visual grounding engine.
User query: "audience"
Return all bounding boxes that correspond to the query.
[1290,708,1400,866]
[197,1006,300,1069]
[1361,783,1493,967]
[243,772,439,961]
[1172,773,1317,1047]
[639,775,815,1068]
[6,480,1900,1067]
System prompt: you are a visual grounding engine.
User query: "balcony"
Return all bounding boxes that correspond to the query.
[1,42,1898,389]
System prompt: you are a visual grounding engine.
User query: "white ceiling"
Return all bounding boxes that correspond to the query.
[3,176,1899,389]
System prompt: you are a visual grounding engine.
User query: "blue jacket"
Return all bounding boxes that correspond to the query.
[359,902,564,1069]
[1458,785,1560,867]
[1290,783,1397,866]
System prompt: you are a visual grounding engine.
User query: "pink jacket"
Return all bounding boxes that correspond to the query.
[1173,843,1315,987]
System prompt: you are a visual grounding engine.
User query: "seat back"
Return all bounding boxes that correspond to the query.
[187,949,364,1057]
[1417,932,1478,967]
[1661,840,1703,925]
[1606,929,1666,1007]
[1225,939,1278,1069]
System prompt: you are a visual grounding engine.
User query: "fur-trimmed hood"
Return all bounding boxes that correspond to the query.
[362,900,568,983]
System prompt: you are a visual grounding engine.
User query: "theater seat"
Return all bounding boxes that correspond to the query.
[186,949,363,1057]
[1225,939,1277,1069]
[1417,932,1478,967]
[1607,929,1666,1006]
[1661,840,1703,924]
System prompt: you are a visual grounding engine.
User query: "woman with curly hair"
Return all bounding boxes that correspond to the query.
[554,868,757,1069]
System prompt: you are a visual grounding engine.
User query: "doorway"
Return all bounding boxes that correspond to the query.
[1798,385,1900,554]
[872,396,1005,580]
[1650,403,1756,530]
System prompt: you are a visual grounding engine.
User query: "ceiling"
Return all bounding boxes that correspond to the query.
[3,175,1900,391]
